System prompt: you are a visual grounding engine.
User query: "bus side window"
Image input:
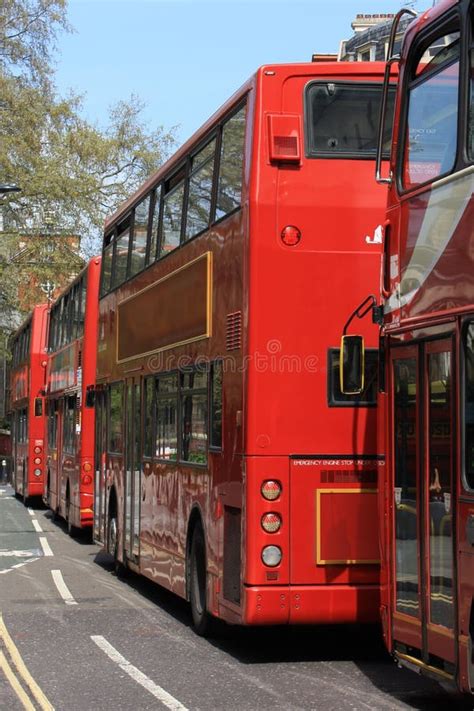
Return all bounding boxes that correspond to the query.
[161,169,185,256]
[112,218,131,288]
[108,383,124,453]
[186,138,216,240]
[210,361,223,450]
[130,196,150,277]
[215,104,246,221]
[143,376,155,458]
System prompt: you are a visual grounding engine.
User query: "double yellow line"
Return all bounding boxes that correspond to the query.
[0,614,54,711]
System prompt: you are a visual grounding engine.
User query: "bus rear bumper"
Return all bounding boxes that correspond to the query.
[28,480,44,498]
[243,584,380,625]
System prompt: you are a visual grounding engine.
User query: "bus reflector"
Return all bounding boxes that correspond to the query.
[281,225,301,246]
[261,512,282,533]
[261,480,282,501]
[268,113,301,163]
[262,545,282,567]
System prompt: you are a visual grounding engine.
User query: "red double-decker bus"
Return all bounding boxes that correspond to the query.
[44,258,101,535]
[94,61,394,633]
[9,304,49,502]
[355,0,473,693]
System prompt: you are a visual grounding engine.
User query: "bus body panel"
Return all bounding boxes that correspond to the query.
[10,304,48,500]
[380,0,474,692]
[96,62,389,627]
[44,257,101,529]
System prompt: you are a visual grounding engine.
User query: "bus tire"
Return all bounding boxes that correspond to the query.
[47,473,57,521]
[189,524,215,636]
[66,487,77,538]
[108,510,127,578]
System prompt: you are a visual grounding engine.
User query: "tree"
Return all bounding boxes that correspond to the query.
[0,0,176,410]
[0,0,69,86]
[0,0,176,323]
[0,75,175,255]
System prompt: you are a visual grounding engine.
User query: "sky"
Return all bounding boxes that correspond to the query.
[54,0,420,150]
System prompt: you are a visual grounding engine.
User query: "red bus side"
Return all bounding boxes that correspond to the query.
[44,257,100,530]
[10,304,48,501]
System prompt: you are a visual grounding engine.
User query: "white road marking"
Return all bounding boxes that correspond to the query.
[0,550,37,557]
[28,508,34,516]
[0,558,39,574]
[51,570,77,605]
[32,519,43,533]
[39,537,53,557]
[91,635,188,711]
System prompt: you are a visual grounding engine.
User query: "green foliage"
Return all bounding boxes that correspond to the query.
[0,0,176,329]
[0,0,69,85]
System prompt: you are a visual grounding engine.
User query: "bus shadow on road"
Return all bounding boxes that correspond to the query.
[44,510,94,545]
[89,554,469,709]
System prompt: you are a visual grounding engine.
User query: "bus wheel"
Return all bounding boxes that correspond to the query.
[66,490,77,538]
[190,524,214,636]
[47,475,57,521]
[108,514,127,578]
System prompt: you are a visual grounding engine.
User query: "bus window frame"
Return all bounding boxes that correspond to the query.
[304,80,396,160]
[396,11,464,195]
[99,98,247,298]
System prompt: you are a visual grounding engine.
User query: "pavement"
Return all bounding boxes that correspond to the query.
[0,484,469,710]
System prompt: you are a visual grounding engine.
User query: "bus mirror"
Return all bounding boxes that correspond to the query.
[340,336,365,395]
[85,389,95,408]
[34,397,43,417]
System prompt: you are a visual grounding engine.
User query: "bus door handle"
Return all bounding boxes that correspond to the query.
[466,515,474,546]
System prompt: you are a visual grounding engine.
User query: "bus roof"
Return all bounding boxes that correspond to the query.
[105,61,389,231]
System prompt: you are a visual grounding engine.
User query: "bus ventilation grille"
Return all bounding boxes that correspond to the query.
[226,311,242,351]
[77,349,82,368]
[274,135,298,157]
[320,469,377,484]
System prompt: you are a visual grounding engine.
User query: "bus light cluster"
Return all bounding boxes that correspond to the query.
[82,461,93,486]
[33,445,42,477]
[261,480,282,567]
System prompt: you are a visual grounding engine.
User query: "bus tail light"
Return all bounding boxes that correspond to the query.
[261,480,282,501]
[82,474,92,485]
[34,446,42,454]
[261,512,282,533]
[83,462,92,472]
[33,469,41,477]
[262,545,282,567]
[281,225,301,246]
[34,457,41,465]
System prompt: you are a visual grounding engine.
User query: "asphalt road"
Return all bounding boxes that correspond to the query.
[0,484,470,711]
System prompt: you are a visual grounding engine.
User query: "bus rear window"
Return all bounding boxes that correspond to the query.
[305,82,394,158]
